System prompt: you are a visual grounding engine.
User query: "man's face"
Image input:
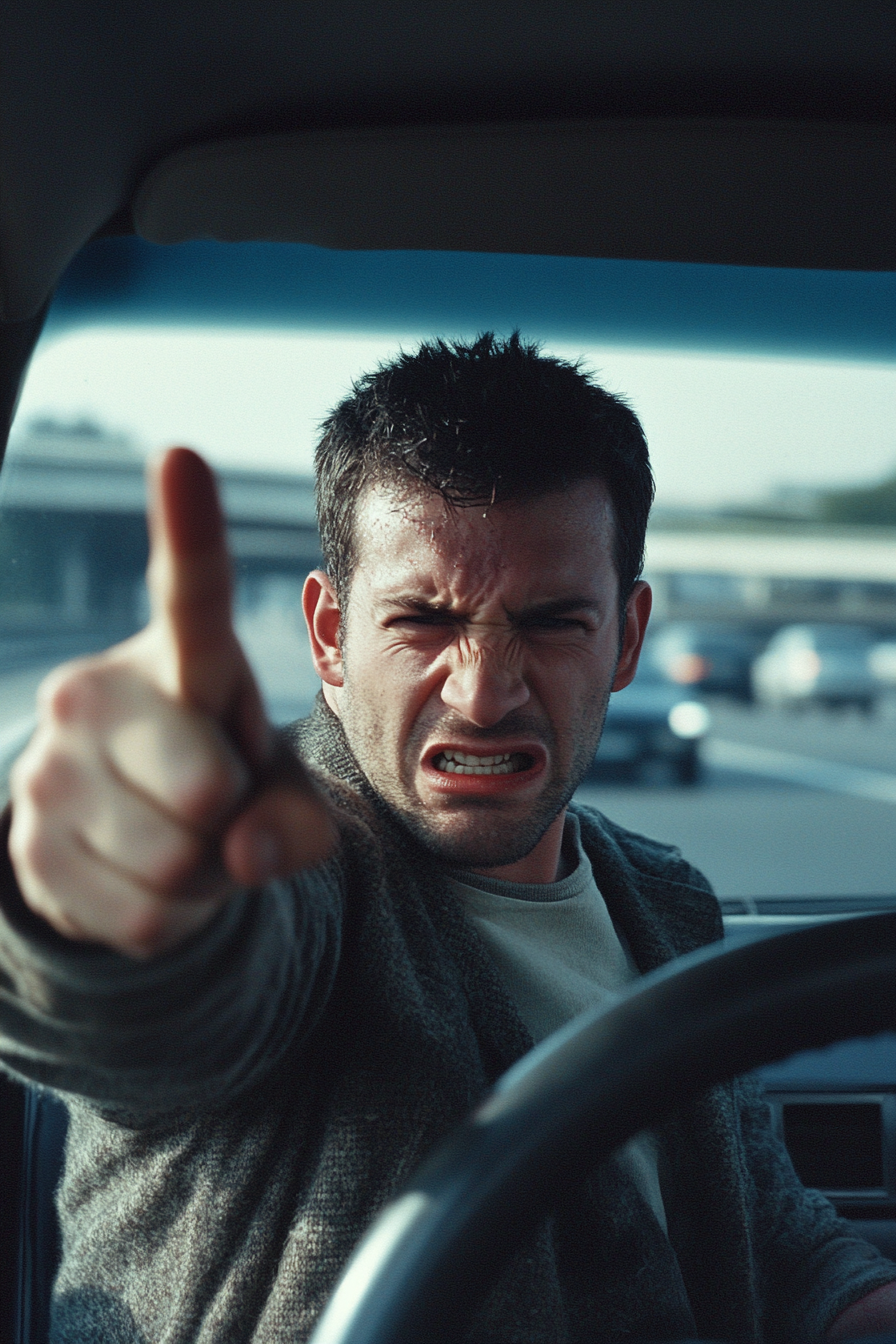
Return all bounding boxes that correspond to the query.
[312,478,647,869]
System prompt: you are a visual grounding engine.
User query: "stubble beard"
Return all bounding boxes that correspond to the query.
[338,681,612,871]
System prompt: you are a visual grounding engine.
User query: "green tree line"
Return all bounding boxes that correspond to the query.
[816,469,896,526]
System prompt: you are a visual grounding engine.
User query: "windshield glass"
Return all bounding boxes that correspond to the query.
[2,243,895,904]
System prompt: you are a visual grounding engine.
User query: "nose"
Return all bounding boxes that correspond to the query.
[440,641,530,727]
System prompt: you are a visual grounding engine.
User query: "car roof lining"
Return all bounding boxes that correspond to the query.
[132,119,895,277]
[2,0,894,453]
[3,1,895,325]
[4,114,894,326]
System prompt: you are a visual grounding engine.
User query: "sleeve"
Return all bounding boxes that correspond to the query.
[735,1074,896,1341]
[0,807,344,1126]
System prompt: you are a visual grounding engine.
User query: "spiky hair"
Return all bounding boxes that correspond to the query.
[314,332,654,606]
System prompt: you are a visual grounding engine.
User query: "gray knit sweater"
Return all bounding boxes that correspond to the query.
[0,697,893,1343]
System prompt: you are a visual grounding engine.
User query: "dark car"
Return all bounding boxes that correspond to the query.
[644,622,765,702]
[589,662,711,785]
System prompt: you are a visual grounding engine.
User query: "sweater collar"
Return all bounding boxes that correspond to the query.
[286,692,377,800]
[571,804,723,972]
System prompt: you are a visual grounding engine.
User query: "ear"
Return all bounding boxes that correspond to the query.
[611,581,652,692]
[302,570,344,688]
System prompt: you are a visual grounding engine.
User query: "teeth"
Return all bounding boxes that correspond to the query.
[444,751,511,766]
[433,750,528,776]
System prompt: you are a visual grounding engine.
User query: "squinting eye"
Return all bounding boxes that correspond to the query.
[391,613,454,628]
[527,618,589,632]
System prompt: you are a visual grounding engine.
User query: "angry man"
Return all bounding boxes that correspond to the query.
[1,334,895,1342]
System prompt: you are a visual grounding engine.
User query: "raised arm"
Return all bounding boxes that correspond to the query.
[7,446,334,958]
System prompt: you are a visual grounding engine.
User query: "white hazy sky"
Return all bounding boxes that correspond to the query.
[12,326,896,508]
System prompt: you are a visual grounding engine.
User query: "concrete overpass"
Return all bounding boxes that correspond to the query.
[645,525,896,630]
[4,420,895,642]
[0,419,320,635]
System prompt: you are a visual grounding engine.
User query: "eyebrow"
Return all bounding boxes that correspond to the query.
[379,595,603,620]
[513,597,603,620]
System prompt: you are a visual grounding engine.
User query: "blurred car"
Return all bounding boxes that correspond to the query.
[869,639,896,693]
[643,622,765,701]
[587,662,711,785]
[751,623,879,711]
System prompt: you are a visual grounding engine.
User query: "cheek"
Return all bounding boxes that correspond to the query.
[528,640,615,682]
[345,635,442,718]
[526,647,619,723]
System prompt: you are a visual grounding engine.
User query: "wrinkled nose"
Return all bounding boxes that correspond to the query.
[440,644,530,727]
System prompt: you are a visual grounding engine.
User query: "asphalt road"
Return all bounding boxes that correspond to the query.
[576,699,896,900]
[2,641,896,900]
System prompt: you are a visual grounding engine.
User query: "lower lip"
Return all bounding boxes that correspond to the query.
[420,755,546,795]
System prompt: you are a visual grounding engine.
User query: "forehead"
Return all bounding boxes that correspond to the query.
[350,477,617,603]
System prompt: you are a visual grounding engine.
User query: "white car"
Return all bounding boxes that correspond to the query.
[752,623,880,711]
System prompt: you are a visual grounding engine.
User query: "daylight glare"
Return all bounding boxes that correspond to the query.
[11,327,896,510]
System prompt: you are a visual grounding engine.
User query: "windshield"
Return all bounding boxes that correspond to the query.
[2,242,895,905]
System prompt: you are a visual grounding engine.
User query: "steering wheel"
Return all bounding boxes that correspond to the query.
[307,911,896,1344]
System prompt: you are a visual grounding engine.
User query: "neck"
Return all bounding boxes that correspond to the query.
[471,809,569,884]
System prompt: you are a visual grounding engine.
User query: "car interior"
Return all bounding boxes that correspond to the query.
[1,3,895,1341]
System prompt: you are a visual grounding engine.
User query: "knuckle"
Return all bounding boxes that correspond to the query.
[119,903,177,958]
[177,751,246,826]
[22,746,82,811]
[9,818,70,915]
[39,660,101,726]
[29,893,85,941]
[18,826,62,885]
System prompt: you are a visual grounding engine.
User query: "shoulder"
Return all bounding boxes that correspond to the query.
[570,801,722,964]
[571,801,714,894]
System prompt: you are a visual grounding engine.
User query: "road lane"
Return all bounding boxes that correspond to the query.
[578,700,896,899]
[575,775,896,899]
[704,738,896,805]
[708,700,896,775]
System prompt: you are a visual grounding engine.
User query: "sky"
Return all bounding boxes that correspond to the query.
[11,326,896,509]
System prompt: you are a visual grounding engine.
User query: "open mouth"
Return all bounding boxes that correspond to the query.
[431,749,535,776]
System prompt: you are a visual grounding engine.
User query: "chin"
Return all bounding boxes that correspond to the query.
[391,802,559,871]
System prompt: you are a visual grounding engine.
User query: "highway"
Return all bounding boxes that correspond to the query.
[577,700,896,900]
[2,638,896,901]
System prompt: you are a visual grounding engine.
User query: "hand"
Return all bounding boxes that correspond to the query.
[8,447,335,958]
[825,1281,896,1340]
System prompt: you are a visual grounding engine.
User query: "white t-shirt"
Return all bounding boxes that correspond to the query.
[447,812,668,1234]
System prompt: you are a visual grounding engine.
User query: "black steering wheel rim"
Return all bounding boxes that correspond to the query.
[308,911,896,1344]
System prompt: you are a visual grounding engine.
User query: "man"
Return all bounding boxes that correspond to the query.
[1,334,894,1341]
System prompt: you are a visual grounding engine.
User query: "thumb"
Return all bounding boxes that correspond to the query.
[145,446,269,762]
[222,746,338,884]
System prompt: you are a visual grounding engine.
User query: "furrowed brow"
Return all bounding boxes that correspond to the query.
[511,598,603,620]
[378,596,457,616]
[377,595,603,621]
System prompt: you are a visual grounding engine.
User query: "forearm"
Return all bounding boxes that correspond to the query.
[0,819,342,1123]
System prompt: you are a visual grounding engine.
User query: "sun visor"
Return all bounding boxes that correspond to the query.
[133,119,896,272]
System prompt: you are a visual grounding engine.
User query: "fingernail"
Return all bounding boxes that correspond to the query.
[252,831,280,879]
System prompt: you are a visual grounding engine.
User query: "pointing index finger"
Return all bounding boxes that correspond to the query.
[146,447,242,718]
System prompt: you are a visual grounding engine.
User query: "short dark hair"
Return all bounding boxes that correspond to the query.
[314,332,654,608]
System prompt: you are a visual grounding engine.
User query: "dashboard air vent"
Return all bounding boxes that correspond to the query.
[782,1101,884,1192]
